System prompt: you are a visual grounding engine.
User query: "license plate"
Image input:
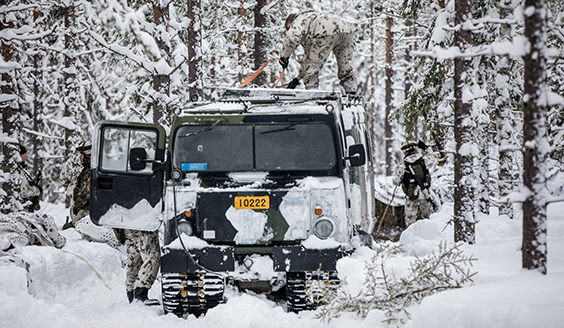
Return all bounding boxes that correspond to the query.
[234,196,270,209]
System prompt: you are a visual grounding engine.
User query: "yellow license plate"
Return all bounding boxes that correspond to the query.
[234,196,270,209]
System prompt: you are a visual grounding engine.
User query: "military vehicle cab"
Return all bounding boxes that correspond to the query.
[90,88,375,316]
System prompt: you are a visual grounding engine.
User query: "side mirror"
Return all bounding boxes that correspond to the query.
[130,147,147,171]
[346,144,366,167]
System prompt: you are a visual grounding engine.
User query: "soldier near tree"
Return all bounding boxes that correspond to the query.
[61,142,122,249]
[393,141,439,227]
[18,145,42,213]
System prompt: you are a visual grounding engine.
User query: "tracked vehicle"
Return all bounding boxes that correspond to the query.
[90,89,374,315]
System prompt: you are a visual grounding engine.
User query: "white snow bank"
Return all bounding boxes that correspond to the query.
[1,201,563,328]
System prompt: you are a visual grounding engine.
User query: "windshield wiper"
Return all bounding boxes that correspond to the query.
[260,121,303,134]
[179,120,221,138]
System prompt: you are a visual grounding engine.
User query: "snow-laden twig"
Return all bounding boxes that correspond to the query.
[316,242,476,327]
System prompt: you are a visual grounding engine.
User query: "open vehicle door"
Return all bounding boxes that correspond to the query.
[90,121,166,231]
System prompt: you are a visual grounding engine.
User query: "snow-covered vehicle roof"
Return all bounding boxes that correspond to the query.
[178,88,361,116]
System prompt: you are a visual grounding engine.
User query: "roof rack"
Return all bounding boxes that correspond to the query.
[219,88,341,104]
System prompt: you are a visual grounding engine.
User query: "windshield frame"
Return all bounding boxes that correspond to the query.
[170,114,342,178]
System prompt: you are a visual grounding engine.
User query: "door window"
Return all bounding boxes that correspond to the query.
[100,126,157,174]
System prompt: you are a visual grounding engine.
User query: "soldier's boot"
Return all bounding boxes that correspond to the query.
[127,290,134,303]
[133,287,160,306]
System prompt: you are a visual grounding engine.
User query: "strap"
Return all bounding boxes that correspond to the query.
[237,57,286,89]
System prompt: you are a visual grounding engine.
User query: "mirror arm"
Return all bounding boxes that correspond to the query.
[344,154,361,161]
[133,158,165,170]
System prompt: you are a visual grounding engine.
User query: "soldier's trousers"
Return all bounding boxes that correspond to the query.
[124,229,160,292]
[404,198,431,227]
[300,32,357,93]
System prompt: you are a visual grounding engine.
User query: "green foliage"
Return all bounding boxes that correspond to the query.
[316,242,477,326]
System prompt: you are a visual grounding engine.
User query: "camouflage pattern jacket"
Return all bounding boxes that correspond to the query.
[19,164,41,199]
[281,10,353,59]
[393,147,435,201]
[60,151,83,191]
[73,162,91,214]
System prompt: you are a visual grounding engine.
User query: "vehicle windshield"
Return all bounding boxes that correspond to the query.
[173,123,337,173]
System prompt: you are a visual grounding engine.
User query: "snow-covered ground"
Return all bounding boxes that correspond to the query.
[1,201,563,328]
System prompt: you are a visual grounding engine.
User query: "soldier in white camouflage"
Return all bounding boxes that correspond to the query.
[60,149,82,209]
[393,141,437,227]
[18,145,42,213]
[61,142,122,250]
[124,229,160,305]
[279,9,358,94]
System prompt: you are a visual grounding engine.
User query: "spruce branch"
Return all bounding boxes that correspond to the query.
[316,242,476,327]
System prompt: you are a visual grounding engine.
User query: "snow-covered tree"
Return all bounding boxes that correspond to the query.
[0,0,24,213]
[522,0,549,275]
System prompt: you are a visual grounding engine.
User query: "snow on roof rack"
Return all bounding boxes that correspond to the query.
[219,88,341,103]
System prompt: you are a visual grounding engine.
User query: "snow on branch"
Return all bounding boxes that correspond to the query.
[316,243,476,325]
[0,3,41,15]
[21,128,64,140]
[86,29,154,74]
[414,36,529,60]
[0,27,53,42]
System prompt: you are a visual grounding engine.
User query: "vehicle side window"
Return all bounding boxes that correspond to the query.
[100,127,157,174]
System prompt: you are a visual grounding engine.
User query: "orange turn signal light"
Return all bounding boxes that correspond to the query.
[314,207,323,216]
[184,210,193,218]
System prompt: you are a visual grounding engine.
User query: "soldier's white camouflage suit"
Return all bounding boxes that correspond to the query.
[281,10,357,93]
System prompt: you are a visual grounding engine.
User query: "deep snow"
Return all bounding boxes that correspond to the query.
[1,201,563,328]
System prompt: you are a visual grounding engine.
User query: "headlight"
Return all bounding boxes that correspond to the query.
[177,220,194,237]
[172,169,182,181]
[314,218,333,239]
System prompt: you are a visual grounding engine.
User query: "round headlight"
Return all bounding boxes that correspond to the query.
[172,169,183,181]
[314,219,334,239]
[177,220,193,237]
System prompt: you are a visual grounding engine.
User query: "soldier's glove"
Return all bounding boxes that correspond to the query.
[417,140,428,150]
[287,78,300,89]
[279,57,289,69]
[437,152,447,166]
[62,217,74,230]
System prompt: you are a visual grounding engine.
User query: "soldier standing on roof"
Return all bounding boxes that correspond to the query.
[392,141,439,227]
[279,9,358,94]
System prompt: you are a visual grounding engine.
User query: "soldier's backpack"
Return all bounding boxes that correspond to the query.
[401,158,431,200]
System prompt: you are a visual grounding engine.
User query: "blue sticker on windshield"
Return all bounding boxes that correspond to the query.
[181,163,208,171]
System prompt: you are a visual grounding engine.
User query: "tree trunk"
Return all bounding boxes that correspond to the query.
[477,128,490,215]
[253,0,267,87]
[385,12,394,176]
[237,0,248,84]
[453,0,476,244]
[1,0,22,213]
[151,1,171,124]
[33,8,44,178]
[187,0,203,100]
[369,2,378,168]
[522,0,548,275]
[404,21,418,140]
[64,1,80,152]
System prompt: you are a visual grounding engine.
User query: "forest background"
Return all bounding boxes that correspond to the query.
[1,0,564,266]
